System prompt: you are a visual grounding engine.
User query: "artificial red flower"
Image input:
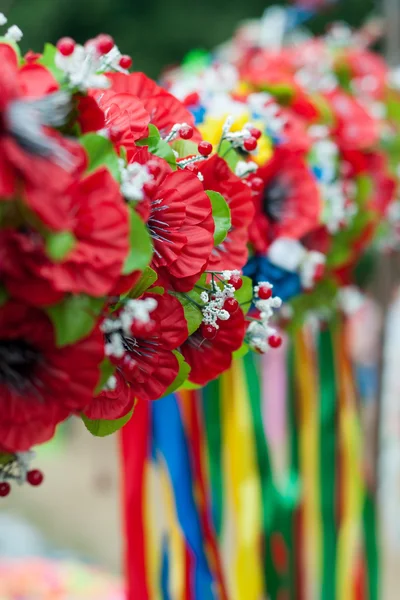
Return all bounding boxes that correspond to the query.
[107,72,201,140]
[199,155,254,270]
[76,95,105,134]
[0,168,129,305]
[325,89,380,150]
[249,148,322,253]
[365,152,396,216]
[181,307,246,385]
[0,43,86,227]
[336,49,388,101]
[84,88,150,150]
[84,371,135,420]
[0,301,104,452]
[146,169,214,292]
[114,293,188,401]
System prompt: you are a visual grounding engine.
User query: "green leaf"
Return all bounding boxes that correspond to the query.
[234,275,253,314]
[233,343,250,360]
[47,295,105,347]
[311,94,336,126]
[171,292,203,335]
[149,286,164,295]
[38,43,64,82]
[260,83,294,105]
[206,190,231,246]
[129,266,158,298]
[81,406,135,437]
[0,287,8,307]
[80,133,121,182]
[136,125,177,169]
[163,351,191,396]
[180,379,202,390]
[172,139,198,158]
[94,359,116,395]
[0,37,21,60]
[218,140,241,172]
[45,231,76,262]
[123,207,153,275]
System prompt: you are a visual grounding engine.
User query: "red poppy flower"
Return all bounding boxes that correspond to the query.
[325,90,380,150]
[337,49,388,101]
[146,169,214,292]
[199,155,254,270]
[114,293,188,401]
[0,302,104,452]
[76,95,105,134]
[106,72,201,140]
[365,152,396,216]
[83,88,150,150]
[181,307,246,385]
[0,43,86,226]
[249,148,322,253]
[0,168,129,305]
[84,371,135,420]
[278,107,312,152]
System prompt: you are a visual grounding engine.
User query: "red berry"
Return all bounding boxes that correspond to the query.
[268,334,282,349]
[249,127,262,140]
[143,181,158,198]
[27,469,44,487]
[244,136,258,152]
[96,34,114,55]
[179,125,194,140]
[0,482,10,497]
[147,160,161,178]
[200,323,217,340]
[119,54,132,69]
[314,263,325,282]
[228,275,243,290]
[56,37,75,57]
[251,177,264,192]
[258,285,272,300]
[224,298,239,314]
[198,141,213,156]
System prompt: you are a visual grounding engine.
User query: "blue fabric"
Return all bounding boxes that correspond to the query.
[355,364,379,403]
[161,538,172,600]
[244,255,302,302]
[152,395,216,599]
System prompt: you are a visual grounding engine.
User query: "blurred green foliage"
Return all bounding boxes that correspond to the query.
[6,0,375,78]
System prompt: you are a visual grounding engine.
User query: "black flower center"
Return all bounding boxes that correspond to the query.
[0,339,41,393]
[262,177,289,223]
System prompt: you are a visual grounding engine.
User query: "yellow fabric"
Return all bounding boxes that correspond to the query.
[295,328,322,598]
[221,362,264,600]
[335,327,364,600]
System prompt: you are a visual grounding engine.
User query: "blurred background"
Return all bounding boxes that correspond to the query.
[5,0,375,77]
[1,0,400,598]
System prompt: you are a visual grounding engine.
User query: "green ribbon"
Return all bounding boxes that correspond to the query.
[318,326,338,600]
[202,377,224,538]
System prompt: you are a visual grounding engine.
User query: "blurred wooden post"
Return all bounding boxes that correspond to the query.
[384,0,400,65]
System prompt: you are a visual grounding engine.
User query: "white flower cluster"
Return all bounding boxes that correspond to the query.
[300,251,326,290]
[55,43,127,91]
[164,122,191,142]
[247,93,286,138]
[247,282,282,353]
[119,159,153,202]
[200,284,235,329]
[0,13,23,42]
[221,116,254,150]
[102,297,158,359]
[235,160,258,178]
[0,451,35,485]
